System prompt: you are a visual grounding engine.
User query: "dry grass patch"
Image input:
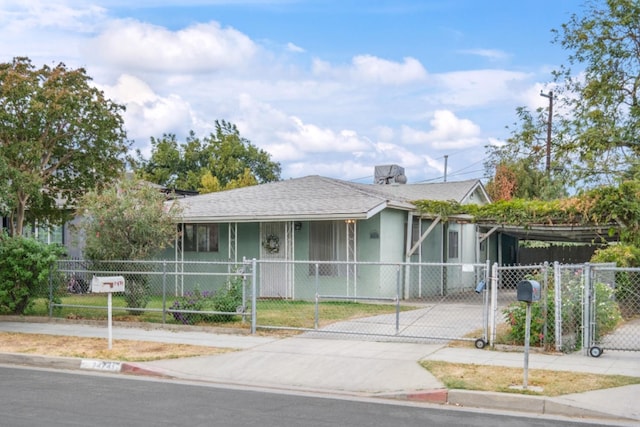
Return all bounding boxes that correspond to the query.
[0,332,231,362]
[420,360,640,397]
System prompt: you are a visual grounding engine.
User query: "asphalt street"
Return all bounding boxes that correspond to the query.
[0,366,614,427]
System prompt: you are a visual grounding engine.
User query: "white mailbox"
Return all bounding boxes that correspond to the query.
[91,276,125,293]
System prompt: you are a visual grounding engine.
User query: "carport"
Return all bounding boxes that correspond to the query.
[477,222,621,265]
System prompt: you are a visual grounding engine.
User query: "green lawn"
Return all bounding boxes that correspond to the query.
[29,294,409,330]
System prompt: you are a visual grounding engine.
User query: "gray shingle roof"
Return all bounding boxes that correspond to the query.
[174,175,486,223]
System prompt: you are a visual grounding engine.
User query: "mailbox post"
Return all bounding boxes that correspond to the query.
[91,276,125,350]
[516,280,541,390]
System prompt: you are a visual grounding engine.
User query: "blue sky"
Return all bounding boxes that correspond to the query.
[1,0,585,183]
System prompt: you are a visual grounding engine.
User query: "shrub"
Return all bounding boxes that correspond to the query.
[171,277,243,325]
[123,276,151,316]
[503,287,553,348]
[591,244,640,318]
[0,234,64,315]
[503,279,622,350]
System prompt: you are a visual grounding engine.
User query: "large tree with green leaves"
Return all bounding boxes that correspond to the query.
[551,0,640,185]
[487,0,640,192]
[0,57,129,236]
[136,120,281,192]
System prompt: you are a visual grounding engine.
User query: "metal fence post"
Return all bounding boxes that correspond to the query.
[314,263,319,330]
[582,263,592,355]
[489,262,499,347]
[482,259,491,344]
[48,266,53,318]
[161,260,167,325]
[554,261,562,352]
[542,261,549,349]
[395,265,401,335]
[251,258,257,334]
[241,257,248,324]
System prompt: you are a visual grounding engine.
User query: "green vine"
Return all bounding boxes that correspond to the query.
[413,181,640,244]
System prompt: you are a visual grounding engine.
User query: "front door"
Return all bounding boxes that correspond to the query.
[260,222,292,298]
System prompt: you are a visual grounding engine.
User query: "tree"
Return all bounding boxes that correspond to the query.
[136,120,280,192]
[0,57,129,236]
[551,0,640,185]
[77,177,182,314]
[77,177,180,261]
[489,0,640,191]
[199,167,258,194]
[485,107,568,200]
[485,163,517,201]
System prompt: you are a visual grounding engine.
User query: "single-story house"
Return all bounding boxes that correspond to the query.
[164,165,495,300]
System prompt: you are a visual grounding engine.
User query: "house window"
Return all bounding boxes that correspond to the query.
[309,221,346,276]
[411,219,420,246]
[448,230,459,259]
[25,223,64,245]
[182,224,219,252]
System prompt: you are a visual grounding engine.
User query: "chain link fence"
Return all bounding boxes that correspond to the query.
[52,259,253,327]
[51,259,490,344]
[52,258,638,353]
[493,263,640,355]
[493,264,553,349]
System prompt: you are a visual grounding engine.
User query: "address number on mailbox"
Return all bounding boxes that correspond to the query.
[91,276,125,293]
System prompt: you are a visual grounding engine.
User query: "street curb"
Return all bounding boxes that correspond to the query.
[0,353,172,379]
[0,352,80,371]
[0,352,632,423]
[446,390,628,421]
[120,362,173,378]
[380,388,448,404]
[381,387,630,422]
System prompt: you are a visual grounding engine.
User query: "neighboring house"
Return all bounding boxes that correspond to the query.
[1,182,199,259]
[165,165,494,300]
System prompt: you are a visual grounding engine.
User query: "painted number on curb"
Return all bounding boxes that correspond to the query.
[80,359,122,372]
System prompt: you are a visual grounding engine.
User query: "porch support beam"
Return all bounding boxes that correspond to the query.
[479,225,499,243]
[406,215,442,258]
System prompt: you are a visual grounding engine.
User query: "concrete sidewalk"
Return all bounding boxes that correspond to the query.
[1,319,638,423]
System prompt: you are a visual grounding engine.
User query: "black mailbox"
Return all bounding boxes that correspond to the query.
[517,280,541,303]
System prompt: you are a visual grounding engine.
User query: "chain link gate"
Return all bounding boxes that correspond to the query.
[492,262,640,356]
[586,265,640,356]
[252,260,490,344]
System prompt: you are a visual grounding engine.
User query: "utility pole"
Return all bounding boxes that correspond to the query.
[540,91,553,175]
[443,155,448,182]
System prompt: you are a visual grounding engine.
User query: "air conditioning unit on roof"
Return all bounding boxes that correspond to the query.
[374,164,407,185]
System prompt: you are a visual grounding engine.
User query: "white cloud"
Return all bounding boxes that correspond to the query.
[401,110,483,150]
[459,49,510,61]
[276,117,371,157]
[313,54,428,85]
[0,0,106,33]
[351,55,428,84]
[375,126,395,142]
[286,42,305,53]
[98,74,194,149]
[83,19,257,73]
[434,69,533,107]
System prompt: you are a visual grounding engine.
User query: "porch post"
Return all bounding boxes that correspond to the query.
[404,212,413,300]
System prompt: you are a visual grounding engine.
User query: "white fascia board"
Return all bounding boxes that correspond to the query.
[178,213,370,223]
[365,202,389,219]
